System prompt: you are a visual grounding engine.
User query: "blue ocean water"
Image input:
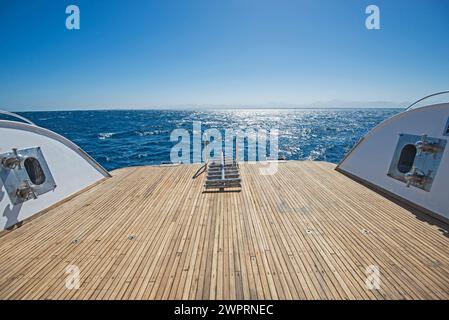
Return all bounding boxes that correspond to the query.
[16,109,401,171]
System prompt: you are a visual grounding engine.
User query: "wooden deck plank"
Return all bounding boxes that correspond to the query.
[0,161,448,300]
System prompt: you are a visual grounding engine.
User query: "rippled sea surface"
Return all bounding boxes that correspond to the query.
[17,109,401,171]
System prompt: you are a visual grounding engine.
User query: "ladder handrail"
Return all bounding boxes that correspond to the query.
[235,134,239,164]
[204,133,208,167]
[221,150,225,180]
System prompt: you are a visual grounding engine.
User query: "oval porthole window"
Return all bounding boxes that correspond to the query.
[397,144,417,174]
[24,157,46,185]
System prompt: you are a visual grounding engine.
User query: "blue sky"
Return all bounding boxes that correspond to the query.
[1,0,448,110]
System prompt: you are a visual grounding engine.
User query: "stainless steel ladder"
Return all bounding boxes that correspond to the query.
[204,151,241,191]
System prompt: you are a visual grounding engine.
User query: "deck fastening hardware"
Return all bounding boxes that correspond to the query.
[128,235,136,240]
[72,239,79,244]
[362,229,369,235]
[306,229,313,234]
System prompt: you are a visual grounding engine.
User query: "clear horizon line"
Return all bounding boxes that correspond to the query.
[1,100,411,112]
[6,105,407,113]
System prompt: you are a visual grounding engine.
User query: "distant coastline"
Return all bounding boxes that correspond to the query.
[9,104,406,113]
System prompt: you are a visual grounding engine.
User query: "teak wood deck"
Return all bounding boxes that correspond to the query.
[0,161,448,300]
